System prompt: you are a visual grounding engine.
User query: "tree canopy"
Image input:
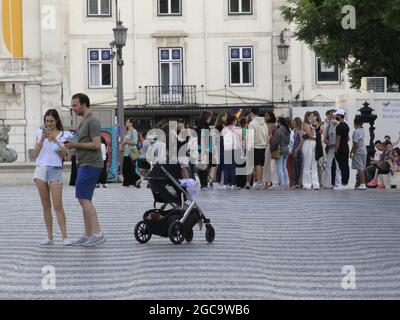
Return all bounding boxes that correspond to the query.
[281,0,400,90]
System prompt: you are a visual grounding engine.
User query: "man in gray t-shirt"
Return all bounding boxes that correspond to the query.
[65,93,106,247]
[352,128,367,156]
[76,112,103,169]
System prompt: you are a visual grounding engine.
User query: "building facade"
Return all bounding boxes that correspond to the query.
[0,0,70,162]
[1,0,353,162]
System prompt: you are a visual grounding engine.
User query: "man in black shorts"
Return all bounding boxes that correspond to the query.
[334,109,350,190]
[248,107,269,189]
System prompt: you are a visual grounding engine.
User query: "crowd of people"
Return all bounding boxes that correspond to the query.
[123,107,400,192]
[32,94,399,247]
[65,107,400,194]
[365,138,400,189]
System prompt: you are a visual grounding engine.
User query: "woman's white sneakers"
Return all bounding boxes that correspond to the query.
[40,238,55,246]
[39,237,73,247]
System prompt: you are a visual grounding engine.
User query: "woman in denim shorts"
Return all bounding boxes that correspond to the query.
[32,109,72,246]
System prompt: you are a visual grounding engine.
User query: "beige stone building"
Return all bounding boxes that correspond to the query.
[1,0,354,162]
[0,0,70,162]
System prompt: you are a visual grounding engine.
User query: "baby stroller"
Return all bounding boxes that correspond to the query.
[134,164,216,245]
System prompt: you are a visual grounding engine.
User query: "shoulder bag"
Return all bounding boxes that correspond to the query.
[271,145,280,160]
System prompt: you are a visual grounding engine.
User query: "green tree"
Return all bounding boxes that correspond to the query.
[281,0,400,90]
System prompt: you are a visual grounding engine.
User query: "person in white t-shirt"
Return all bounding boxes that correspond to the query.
[221,114,243,190]
[150,136,167,165]
[32,109,72,247]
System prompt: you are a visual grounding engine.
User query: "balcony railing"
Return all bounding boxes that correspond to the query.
[0,58,28,76]
[145,85,197,106]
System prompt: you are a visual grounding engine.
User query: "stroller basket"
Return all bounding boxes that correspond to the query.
[144,209,200,238]
[145,210,183,237]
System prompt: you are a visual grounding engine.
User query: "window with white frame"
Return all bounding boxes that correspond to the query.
[316,57,340,84]
[87,0,111,17]
[88,49,112,88]
[229,47,254,86]
[158,0,182,16]
[159,48,183,98]
[229,0,252,14]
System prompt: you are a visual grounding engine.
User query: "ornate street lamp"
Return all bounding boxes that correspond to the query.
[277,29,289,65]
[358,101,378,166]
[272,28,290,103]
[111,11,128,180]
[113,20,128,48]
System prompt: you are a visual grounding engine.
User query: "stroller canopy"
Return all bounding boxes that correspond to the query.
[147,164,183,181]
[147,164,185,206]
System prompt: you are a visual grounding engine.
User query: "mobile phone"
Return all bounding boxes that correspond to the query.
[42,126,48,134]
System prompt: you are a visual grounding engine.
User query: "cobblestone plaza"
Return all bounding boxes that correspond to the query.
[0,185,399,300]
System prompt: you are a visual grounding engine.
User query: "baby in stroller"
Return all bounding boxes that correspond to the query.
[134,164,215,245]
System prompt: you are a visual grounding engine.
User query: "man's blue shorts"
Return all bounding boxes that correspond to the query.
[76,166,102,201]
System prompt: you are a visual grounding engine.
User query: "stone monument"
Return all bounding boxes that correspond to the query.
[0,124,18,163]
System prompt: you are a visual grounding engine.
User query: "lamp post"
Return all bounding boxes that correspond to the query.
[358,101,378,166]
[272,28,290,103]
[111,16,128,179]
[277,29,289,65]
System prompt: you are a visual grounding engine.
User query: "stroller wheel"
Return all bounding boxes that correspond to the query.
[168,221,185,245]
[184,228,194,243]
[205,225,215,243]
[134,221,152,244]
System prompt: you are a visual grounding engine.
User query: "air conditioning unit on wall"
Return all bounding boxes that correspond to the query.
[360,77,387,93]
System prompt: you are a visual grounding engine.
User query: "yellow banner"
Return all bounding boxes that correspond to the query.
[2,0,23,58]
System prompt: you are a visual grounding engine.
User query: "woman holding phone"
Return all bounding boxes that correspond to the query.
[32,109,72,246]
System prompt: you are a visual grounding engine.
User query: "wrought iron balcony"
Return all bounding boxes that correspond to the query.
[145,85,197,106]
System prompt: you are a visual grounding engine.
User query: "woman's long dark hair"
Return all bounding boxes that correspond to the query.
[277,117,290,131]
[266,111,276,124]
[126,118,135,131]
[226,114,237,126]
[312,111,322,125]
[44,109,64,131]
[200,111,212,122]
